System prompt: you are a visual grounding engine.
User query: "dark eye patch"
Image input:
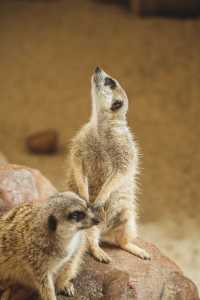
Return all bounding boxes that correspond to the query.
[48,214,58,231]
[104,77,116,89]
[111,99,123,111]
[68,211,86,222]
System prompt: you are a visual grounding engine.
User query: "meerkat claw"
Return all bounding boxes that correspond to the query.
[57,282,75,297]
[66,284,75,297]
[137,249,151,260]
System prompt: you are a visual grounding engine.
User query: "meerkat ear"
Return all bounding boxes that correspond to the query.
[48,214,58,232]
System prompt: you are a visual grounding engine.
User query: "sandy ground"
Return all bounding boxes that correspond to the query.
[0,0,199,291]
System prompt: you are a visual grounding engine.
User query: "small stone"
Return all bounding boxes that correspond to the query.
[26,129,59,154]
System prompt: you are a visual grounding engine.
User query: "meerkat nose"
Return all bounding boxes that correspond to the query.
[92,218,100,225]
[95,66,101,74]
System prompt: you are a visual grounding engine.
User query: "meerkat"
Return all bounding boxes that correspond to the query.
[0,191,99,300]
[66,67,150,263]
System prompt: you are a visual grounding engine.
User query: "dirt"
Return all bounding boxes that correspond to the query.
[0,0,199,290]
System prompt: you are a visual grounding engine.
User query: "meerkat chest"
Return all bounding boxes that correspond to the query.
[53,232,82,274]
[85,138,111,174]
[104,130,135,166]
[66,231,82,259]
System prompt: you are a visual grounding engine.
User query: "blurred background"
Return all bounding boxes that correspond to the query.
[0,0,199,290]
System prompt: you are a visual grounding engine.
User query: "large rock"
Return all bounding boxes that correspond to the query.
[0,165,198,300]
[0,164,57,215]
[0,240,199,300]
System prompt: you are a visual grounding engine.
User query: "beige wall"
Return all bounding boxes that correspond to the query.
[0,1,199,224]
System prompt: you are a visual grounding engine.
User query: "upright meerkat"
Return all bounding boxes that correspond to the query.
[0,191,99,300]
[66,67,150,263]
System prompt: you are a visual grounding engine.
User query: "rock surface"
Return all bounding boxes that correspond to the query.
[0,165,198,300]
[26,129,59,154]
[0,164,57,215]
[0,240,199,300]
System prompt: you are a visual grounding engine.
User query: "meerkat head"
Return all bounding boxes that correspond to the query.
[45,192,99,234]
[91,66,128,121]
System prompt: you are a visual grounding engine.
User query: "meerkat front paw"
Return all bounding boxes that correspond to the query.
[57,281,75,297]
[91,246,111,263]
[93,202,102,210]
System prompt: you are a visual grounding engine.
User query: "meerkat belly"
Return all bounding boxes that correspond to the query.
[87,159,112,202]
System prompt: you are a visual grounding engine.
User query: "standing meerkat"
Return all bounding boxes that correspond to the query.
[66,67,150,263]
[0,191,99,300]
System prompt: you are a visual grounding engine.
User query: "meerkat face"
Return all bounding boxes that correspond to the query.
[47,192,99,234]
[91,66,128,117]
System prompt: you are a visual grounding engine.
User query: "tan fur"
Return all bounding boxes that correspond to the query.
[0,192,98,299]
[66,68,150,263]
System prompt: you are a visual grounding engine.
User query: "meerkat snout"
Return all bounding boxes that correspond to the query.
[94,66,116,89]
[95,66,101,74]
[91,67,128,115]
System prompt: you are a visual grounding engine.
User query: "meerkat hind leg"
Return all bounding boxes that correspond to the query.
[87,226,111,264]
[108,218,151,260]
[120,242,151,260]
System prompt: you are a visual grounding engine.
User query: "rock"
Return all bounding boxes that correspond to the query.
[0,152,8,166]
[162,272,199,300]
[0,165,198,300]
[0,164,57,215]
[1,239,199,300]
[103,270,129,300]
[26,129,59,154]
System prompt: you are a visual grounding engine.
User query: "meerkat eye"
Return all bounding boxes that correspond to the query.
[68,211,86,222]
[104,77,116,89]
[111,99,123,111]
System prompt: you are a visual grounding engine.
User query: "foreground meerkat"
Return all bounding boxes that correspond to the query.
[0,191,99,300]
[66,67,150,263]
